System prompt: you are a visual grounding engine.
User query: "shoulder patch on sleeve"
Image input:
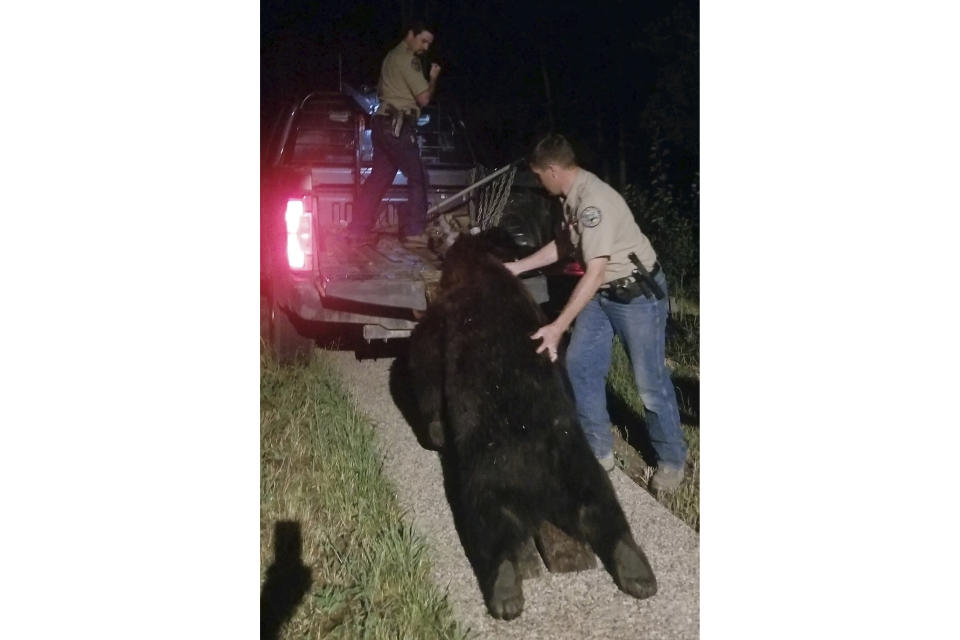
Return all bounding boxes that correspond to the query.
[580,206,602,228]
[411,56,422,73]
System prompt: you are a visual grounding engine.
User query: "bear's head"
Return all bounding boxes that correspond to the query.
[438,227,523,293]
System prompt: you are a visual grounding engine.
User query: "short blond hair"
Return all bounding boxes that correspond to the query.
[529,134,577,169]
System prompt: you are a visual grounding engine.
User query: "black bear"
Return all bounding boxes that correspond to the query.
[408,230,657,620]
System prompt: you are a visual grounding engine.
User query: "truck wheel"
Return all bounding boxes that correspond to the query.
[264,294,314,364]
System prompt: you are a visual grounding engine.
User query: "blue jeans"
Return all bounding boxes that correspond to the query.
[352,116,427,238]
[565,270,687,468]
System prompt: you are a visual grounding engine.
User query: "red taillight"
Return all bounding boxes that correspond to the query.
[285,198,313,270]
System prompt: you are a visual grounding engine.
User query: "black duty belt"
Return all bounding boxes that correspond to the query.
[599,262,660,290]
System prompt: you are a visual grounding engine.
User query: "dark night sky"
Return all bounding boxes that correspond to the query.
[261,0,698,183]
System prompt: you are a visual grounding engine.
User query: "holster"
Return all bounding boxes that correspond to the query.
[381,104,416,138]
[391,110,404,137]
[600,259,664,303]
[603,280,647,304]
[628,252,665,300]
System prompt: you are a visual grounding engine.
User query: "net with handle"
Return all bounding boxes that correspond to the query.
[473,163,517,230]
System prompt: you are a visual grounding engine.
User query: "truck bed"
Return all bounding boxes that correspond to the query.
[317,235,442,311]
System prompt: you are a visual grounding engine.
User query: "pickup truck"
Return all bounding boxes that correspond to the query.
[261,86,559,361]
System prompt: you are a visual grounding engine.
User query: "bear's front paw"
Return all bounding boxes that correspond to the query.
[613,539,658,600]
[487,559,524,620]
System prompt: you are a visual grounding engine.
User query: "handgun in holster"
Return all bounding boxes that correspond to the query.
[391,110,405,137]
[379,104,404,138]
[604,278,645,303]
[628,252,666,300]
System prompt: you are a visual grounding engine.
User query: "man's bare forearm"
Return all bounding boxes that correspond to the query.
[420,77,437,104]
[417,64,442,107]
[508,240,558,275]
[552,257,607,332]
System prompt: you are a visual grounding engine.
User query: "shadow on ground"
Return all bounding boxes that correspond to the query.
[671,374,699,426]
[260,521,312,640]
[606,372,700,469]
[387,343,440,451]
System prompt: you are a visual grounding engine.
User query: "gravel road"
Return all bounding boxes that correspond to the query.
[327,349,699,639]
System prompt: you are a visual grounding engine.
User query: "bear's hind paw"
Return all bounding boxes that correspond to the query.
[613,539,658,600]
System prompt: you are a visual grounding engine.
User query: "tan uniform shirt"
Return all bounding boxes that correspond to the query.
[376,41,429,116]
[562,168,658,284]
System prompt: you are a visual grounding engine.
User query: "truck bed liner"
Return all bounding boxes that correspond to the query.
[317,236,442,311]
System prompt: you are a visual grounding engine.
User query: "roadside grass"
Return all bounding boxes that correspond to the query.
[260,349,466,639]
[608,313,700,532]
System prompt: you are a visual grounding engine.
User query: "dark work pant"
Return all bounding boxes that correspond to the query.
[352,116,428,237]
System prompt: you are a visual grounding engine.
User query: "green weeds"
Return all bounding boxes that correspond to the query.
[260,351,467,639]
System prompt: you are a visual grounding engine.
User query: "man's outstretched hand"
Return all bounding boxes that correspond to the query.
[531,323,563,363]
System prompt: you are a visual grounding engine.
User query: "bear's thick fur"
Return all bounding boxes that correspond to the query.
[408,231,657,620]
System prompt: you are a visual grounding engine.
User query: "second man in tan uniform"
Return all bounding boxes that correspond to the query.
[349,21,441,248]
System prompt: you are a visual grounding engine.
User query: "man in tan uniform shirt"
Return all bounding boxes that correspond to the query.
[506,134,687,491]
[349,21,441,248]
